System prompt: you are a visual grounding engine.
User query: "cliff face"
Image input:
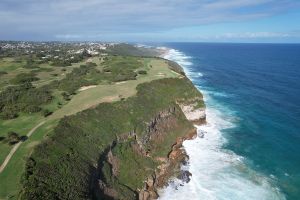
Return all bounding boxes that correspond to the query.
[138,102,205,200]
[97,101,205,200]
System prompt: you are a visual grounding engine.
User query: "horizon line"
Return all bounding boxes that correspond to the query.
[1,40,300,45]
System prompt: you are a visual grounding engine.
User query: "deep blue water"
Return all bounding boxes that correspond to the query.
[162,43,300,199]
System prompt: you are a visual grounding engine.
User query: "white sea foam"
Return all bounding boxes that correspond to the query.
[158,47,286,200]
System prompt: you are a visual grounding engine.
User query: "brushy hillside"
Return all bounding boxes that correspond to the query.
[20,78,204,200]
[106,44,159,57]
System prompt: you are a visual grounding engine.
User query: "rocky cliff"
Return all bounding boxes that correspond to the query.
[138,102,205,200]
[97,100,206,200]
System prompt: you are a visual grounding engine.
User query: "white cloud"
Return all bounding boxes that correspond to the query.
[0,0,299,40]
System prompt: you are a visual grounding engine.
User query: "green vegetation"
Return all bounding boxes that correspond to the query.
[111,141,155,189]
[49,56,144,94]
[48,58,180,120]
[0,119,59,200]
[165,59,186,76]
[1,131,26,145]
[137,70,147,75]
[10,73,39,85]
[20,78,203,199]
[0,83,52,120]
[22,59,39,69]
[0,42,204,200]
[100,140,156,199]
[0,71,8,76]
[106,44,158,57]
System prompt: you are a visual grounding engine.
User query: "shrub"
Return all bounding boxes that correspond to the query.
[0,71,8,76]
[10,73,39,84]
[24,105,42,114]
[137,70,147,75]
[42,109,53,117]
[23,59,40,69]
[0,136,5,142]
[6,131,21,145]
[86,62,97,67]
[61,92,71,101]
[0,83,52,119]
[0,106,19,120]
[103,68,111,73]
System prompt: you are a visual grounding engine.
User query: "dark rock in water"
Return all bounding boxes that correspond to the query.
[182,159,189,166]
[177,170,192,183]
[198,130,205,138]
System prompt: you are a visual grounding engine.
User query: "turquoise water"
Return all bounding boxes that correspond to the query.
[158,43,300,200]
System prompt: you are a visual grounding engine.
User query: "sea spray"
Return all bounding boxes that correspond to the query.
[158,48,286,200]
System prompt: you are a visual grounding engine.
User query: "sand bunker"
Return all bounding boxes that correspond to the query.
[78,85,97,91]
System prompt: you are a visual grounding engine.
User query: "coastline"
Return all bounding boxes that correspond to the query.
[138,47,207,200]
[139,47,206,198]
[155,45,287,200]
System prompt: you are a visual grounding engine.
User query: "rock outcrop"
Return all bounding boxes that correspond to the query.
[138,101,205,200]
[138,128,197,200]
[178,100,206,125]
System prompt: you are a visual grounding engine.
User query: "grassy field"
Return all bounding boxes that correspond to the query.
[0,55,182,200]
[0,119,59,200]
[50,58,180,119]
[0,57,78,90]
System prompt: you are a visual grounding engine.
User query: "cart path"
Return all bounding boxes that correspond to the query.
[0,121,45,173]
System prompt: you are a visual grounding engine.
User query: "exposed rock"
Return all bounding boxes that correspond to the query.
[178,102,206,125]
[138,125,189,197]
[100,100,206,200]
[146,175,155,189]
[139,190,158,200]
[142,107,177,145]
[139,175,159,200]
[107,150,119,177]
[98,180,118,199]
[198,130,205,138]
[177,170,192,183]
[139,190,150,200]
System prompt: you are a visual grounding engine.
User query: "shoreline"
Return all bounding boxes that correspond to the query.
[141,46,207,198]
[138,46,207,200]
[155,45,287,200]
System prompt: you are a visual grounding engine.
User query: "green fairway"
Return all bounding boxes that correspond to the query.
[50,58,180,119]
[0,119,59,200]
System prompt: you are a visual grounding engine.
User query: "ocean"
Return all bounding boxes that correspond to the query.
[157,43,300,200]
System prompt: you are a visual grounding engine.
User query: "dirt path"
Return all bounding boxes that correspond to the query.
[0,121,45,173]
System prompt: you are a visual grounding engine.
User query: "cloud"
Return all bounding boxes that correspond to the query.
[0,0,299,40]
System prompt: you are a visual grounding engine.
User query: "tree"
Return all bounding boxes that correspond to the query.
[137,70,147,75]
[43,109,53,117]
[6,131,21,145]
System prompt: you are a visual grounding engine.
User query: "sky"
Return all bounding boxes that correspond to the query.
[0,0,300,43]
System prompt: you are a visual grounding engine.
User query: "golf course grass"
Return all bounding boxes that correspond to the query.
[0,55,182,199]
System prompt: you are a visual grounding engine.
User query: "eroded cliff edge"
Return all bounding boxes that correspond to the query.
[20,75,205,199]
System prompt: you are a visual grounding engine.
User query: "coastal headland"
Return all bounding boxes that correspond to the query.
[0,42,205,200]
